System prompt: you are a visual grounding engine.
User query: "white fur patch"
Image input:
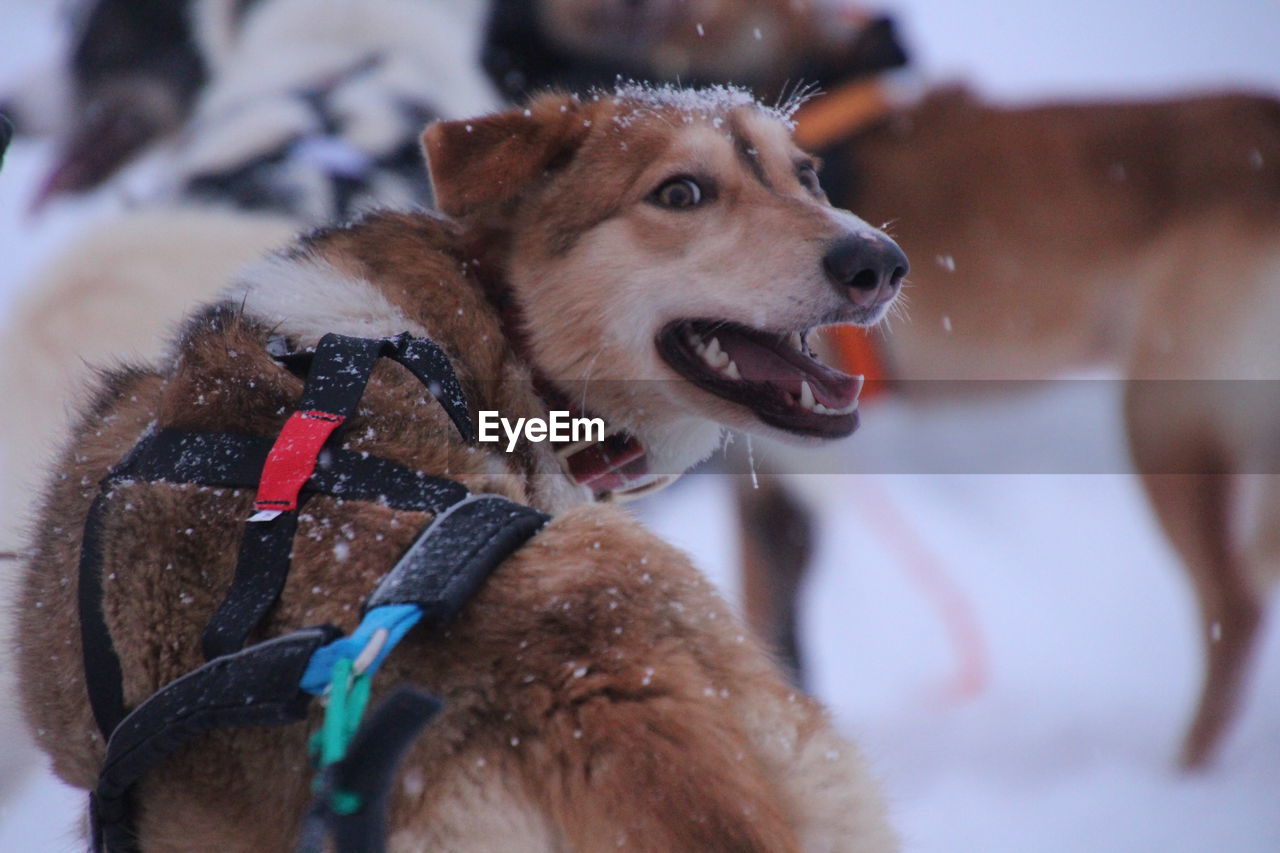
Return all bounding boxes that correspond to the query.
[193,0,500,125]
[179,96,320,178]
[225,252,429,345]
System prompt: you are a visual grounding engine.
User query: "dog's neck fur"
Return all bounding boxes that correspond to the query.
[463,232,690,500]
[222,210,708,509]
[221,217,581,513]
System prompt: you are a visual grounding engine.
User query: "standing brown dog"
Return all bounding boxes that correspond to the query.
[18,86,903,851]
[511,0,1280,768]
[754,85,1280,772]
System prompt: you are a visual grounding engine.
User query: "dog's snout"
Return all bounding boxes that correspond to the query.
[823,235,908,306]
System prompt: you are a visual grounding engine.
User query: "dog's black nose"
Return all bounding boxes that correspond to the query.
[823,235,908,306]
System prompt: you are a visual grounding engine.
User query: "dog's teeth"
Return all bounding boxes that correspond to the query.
[724,360,742,380]
[704,337,730,368]
[699,340,729,370]
[851,374,865,399]
[788,331,802,351]
[799,380,816,410]
[813,399,858,416]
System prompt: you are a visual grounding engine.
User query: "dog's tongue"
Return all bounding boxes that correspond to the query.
[716,328,859,408]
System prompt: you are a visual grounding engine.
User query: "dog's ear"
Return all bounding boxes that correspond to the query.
[423,94,591,220]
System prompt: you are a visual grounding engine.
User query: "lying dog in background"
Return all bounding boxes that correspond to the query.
[14,0,500,213]
[501,0,1280,768]
[484,0,906,102]
[19,85,903,851]
[0,0,503,806]
[0,0,502,554]
[26,0,208,208]
[1,0,205,201]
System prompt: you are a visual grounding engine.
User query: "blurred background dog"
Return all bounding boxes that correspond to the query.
[0,0,501,553]
[486,0,1280,772]
[1,0,1278,850]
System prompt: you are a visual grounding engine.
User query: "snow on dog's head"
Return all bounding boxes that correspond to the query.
[423,83,908,475]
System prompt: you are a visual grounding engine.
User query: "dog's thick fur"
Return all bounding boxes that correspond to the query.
[18,88,898,851]
[508,0,1280,768]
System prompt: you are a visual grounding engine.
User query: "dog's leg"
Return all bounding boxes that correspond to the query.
[465,504,894,852]
[537,677,805,852]
[736,474,814,685]
[1242,473,1280,606]
[1149,471,1258,769]
[1126,386,1263,768]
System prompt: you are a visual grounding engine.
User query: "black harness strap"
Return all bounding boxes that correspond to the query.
[93,627,340,853]
[202,512,303,661]
[277,332,473,443]
[117,429,470,511]
[298,687,443,853]
[367,494,550,617]
[290,494,548,851]
[79,494,128,739]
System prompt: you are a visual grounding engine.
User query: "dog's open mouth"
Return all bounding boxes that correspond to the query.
[657,319,863,437]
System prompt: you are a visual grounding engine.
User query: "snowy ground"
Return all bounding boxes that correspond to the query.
[2,0,1279,850]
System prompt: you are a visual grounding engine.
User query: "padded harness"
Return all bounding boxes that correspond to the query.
[77,332,549,852]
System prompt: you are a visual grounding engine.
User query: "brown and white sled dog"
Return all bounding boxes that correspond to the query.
[17,85,904,850]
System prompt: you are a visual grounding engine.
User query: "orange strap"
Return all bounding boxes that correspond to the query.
[830,325,891,401]
[793,79,893,151]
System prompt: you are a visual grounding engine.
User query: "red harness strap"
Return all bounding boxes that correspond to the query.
[253,410,347,513]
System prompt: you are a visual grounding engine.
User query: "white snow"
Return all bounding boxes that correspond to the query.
[637,412,1280,852]
[2,0,1279,850]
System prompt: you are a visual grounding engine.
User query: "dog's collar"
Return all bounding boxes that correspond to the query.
[531,377,678,501]
[793,78,895,152]
[467,247,677,501]
[829,325,893,402]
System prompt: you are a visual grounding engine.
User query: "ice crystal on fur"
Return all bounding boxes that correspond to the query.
[607,80,803,129]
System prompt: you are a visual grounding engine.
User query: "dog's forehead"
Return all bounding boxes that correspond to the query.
[727,106,800,159]
[586,84,800,167]
[601,82,796,134]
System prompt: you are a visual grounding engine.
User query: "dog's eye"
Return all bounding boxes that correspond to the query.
[797,163,824,197]
[651,176,704,209]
